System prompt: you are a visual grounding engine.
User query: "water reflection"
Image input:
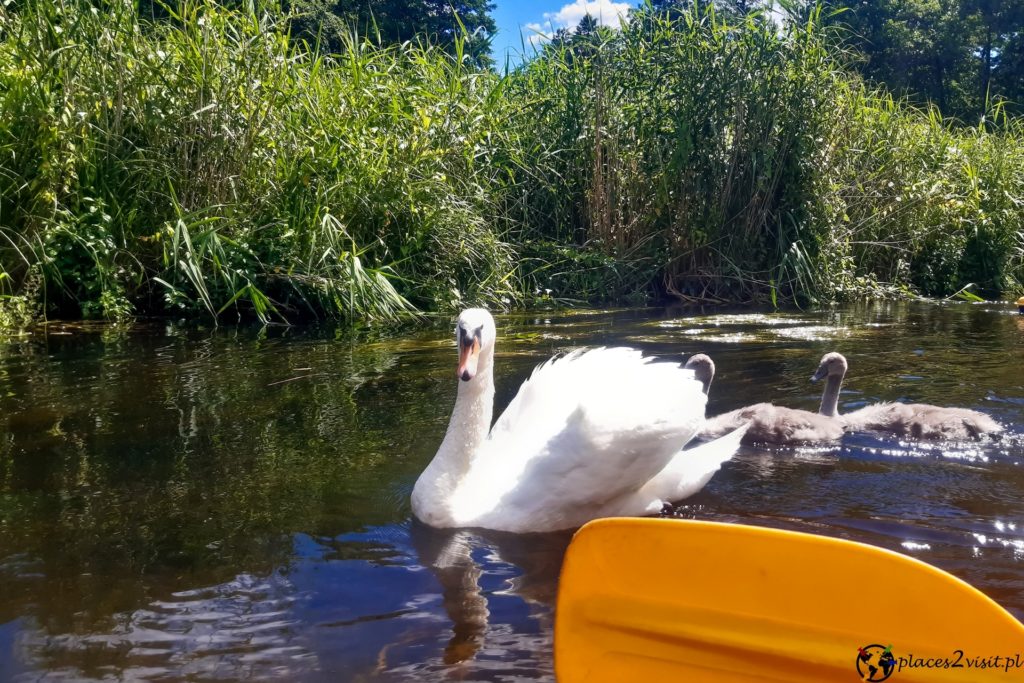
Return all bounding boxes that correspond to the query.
[2,522,572,682]
[407,524,570,678]
[12,570,314,682]
[0,302,1021,681]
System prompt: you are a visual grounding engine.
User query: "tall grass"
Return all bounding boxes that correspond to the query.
[0,0,1021,327]
[823,92,1024,298]
[521,8,833,303]
[504,6,1024,304]
[0,0,519,324]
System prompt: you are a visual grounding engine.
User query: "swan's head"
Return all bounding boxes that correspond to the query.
[683,353,715,395]
[455,308,496,382]
[811,352,848,382]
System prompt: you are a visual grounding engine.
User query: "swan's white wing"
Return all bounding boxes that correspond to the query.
[486,348,635,456]
[634,424,747,508]
[453,348,707,532]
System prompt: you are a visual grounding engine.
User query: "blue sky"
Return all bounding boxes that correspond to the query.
[490,0,639,67]
[489,1,787,66]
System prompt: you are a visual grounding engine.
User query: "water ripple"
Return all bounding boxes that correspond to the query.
[14,572,316,683]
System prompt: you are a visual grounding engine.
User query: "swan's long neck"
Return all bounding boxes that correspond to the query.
[818,371,844,417]
[411,349,495,525]
[437,364,495,473]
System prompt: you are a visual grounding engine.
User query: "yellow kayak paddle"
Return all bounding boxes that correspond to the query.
[556,517,1024,682]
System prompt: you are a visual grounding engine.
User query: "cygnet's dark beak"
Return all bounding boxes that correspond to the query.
[810,365,827,383]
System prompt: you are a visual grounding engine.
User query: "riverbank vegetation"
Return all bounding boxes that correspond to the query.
[1,1,1022,327]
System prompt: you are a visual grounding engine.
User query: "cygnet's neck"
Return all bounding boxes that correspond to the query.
[818,372,844,417]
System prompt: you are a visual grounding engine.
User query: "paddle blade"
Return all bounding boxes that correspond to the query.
[555,518,1024,682]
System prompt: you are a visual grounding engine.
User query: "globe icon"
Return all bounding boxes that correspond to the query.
[856,644,896,681]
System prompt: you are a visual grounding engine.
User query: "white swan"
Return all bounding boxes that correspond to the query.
[687,352,847,445]
[411,309,744,533]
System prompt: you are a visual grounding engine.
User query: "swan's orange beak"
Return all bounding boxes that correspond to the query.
[458,336,481,381]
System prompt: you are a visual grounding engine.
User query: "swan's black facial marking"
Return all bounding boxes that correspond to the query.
[456,323,484,381]
[457,324,483,349]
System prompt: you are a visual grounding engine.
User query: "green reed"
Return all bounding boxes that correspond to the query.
[0,0,518,324]
[0,0,1021,328]
[504,5,1023,304]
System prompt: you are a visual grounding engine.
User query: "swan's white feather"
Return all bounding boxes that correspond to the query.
[446,347,710,532]
[634,423,748,510]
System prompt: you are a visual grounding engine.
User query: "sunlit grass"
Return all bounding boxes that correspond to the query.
[0,0,518,324]
[0,0,1020,328]
[507,5,1024,305]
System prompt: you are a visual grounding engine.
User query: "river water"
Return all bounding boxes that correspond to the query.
[0,302,1021,681]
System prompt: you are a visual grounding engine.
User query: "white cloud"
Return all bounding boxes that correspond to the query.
[546,0,632,29]
[521,0,633,48]
[523,21,552,48]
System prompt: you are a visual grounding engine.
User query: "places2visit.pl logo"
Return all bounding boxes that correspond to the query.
[855,643,1024,679]
[857,644,896,681]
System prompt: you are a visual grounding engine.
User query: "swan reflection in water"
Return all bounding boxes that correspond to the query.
[3,524,573,683]
[406,521,573,672]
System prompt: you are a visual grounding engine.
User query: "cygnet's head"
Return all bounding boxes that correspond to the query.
[454,308,496,382]
[684,353,715,395]
[811,352,848,383]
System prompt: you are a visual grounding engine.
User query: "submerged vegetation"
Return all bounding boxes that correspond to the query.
[0,0,1022,326]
